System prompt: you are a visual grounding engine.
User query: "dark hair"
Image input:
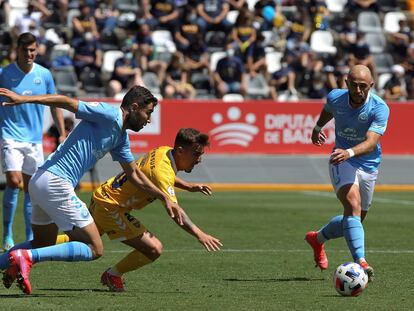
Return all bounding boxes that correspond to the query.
[121,85,158,108]
[17,32,37,47]
[174,128,210,148]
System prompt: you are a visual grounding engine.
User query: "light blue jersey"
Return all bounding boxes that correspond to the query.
[0,62,56,143]
[325,89,390,172]
[41,101,135,187]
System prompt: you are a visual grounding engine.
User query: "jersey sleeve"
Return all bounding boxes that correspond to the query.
[151,165,178,204]
[110,132,135,163]
[76,101,119,123]
[369,103,390,135]
[45,69,56,94]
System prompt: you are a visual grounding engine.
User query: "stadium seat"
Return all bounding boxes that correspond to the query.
[117,12,136,28]
[373,53,394,74]
[67,9,80,28]
[191,72,212,97]
[222,93,244,102]
[9,0,28,9]
[246,0,259,10]
[247,74,270,99]
[357,12,382,33]
[265,51,283,74]
[100,31,120,51]
[326,0,347,13]
[142,72,162,98]
[205,31,227,52]
[377,73,392,94]
[102,50,124,75]
[226,10,239,24]
[310,30,337,55]
[151,30,176,53]
[383,11,406,33]
[209,51,226,72]
[365,32,387,54]
[79,66,105,97]
[116,0,139,13]
[52,67,79,97]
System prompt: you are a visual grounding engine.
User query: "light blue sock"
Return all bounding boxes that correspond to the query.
[343,216,365,261]
[23,192,33,241]
[0,240,32,270]
[2,187,19,240]
[31,241,93,263]
[320,215,344,240]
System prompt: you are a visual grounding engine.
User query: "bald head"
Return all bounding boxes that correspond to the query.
[346,65,374,106]
[348,65,373,84]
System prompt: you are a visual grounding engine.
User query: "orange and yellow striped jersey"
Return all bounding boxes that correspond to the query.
[92,146,178,212]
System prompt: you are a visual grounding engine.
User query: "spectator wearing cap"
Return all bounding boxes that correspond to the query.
[383,64,407,101]
[72,4,100,46]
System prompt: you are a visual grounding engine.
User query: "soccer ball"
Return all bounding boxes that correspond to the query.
[333,262,368,297]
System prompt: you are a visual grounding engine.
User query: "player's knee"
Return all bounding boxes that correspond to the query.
[150,240,163,260]
[91,242,104,259]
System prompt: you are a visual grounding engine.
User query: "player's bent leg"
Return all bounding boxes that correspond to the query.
[101,232,159,292]
[65,222,103,259]
[305,231,328,270]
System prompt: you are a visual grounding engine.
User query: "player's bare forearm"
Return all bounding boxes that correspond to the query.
[315,108,333,128]
[330,131,381,164]
[173,211,222,251]
[174,176,191,191]
[312,108,333,146]
[0,88,78,112]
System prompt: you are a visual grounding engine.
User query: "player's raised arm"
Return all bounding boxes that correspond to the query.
[174,176,212,196]
[172,207,222,252]
[0,88,78,113]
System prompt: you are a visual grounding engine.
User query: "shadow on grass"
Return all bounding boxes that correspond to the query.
[223,277,325,282]
[0,293,72,298]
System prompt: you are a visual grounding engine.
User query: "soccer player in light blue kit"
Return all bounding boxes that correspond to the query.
[0,85,183,295]
[0,32,65,251]
[305,65,390,282]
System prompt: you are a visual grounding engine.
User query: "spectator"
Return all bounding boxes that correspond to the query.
[163,52,196,98]
[0,0,11,26]
[348,31,377,80]
[383,64,407,101]
[246,33,268,79]
[72,4,100,46]
[135,23,168,86]
[13,1,52,37]
[389,19,412,64]
[307,72,329,99]
[213,45,247,98]
[107,51,144,97]
[228,0,246,11]
[174,5,201,52]
[73,32,103,78]
[196,0,233,34]
[142,0,179,32]
[269,61,297,100]
[285,10,311,52]
[338,16,358,53]
[345,0,382,18]
[231,9,257,59]
[183,33,210,79]
[94,0,120,33]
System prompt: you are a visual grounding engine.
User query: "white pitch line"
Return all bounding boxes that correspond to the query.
[301,191,414,205]
[107,249,414,254]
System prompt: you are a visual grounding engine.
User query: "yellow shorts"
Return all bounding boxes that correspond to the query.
[89,200,147,242]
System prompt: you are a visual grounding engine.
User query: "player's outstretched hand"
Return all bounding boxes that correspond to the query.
[198,232,223,252]
[189,184,212,196]
[0,88,23,106]
[311,129,327,146]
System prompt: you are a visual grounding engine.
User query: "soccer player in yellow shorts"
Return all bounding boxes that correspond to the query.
[91,128,222,291]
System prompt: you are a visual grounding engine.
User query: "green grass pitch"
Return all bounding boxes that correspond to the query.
[0,190,413,310]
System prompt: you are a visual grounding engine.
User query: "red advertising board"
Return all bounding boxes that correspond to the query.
[43,100,414,154]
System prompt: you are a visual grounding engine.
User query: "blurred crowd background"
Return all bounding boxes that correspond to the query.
[0,0,413,101]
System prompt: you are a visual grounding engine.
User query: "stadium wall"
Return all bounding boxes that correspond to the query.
[42,99,414,155]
